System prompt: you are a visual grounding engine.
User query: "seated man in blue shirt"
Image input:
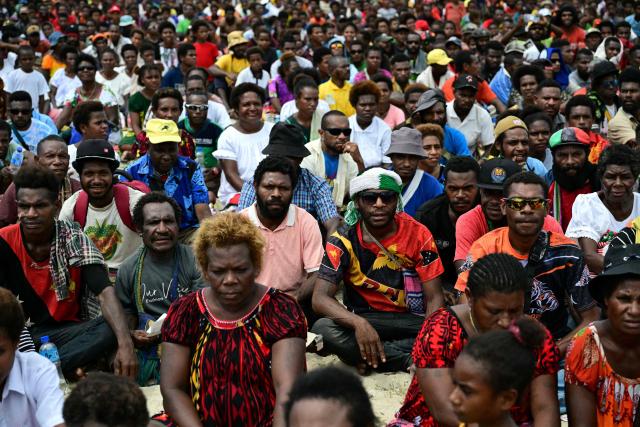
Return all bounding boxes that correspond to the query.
[386,127,443,217]
[125,118,211,242]
[160,43,196,90]
[238,123,341,236]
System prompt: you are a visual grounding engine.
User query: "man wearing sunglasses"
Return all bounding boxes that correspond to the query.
[312,168,444,373]
[586,60,620,136]
[178,92,224,172]
[455,171,600,353]
[301,111,362,210]
[7,91,58,152]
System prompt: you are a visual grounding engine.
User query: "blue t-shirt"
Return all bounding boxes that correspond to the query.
[401,171,444,218]
[525,157,548,179]
[323,152,339,190]
[161,67,185,89]
[443,124,471,158]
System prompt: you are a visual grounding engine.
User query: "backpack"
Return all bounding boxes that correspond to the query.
[73,182,150,232]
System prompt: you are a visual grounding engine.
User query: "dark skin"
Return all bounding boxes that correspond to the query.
[16,187,137,378]
[390,153,421,185]
[580,164,637,274]
[79,161,114,208]
[161,243,305,427]
[421,290,559,427]
[444,171,479,225]
[567,278,640,427]
[319,114,364,173]
[312,190,443,370]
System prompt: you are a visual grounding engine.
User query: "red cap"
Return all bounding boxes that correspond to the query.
[108,5,121,13]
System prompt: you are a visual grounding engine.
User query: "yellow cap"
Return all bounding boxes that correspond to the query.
[146,119,181,144]
[427,49,452,66]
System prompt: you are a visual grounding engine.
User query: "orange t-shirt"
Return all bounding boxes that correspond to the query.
[442,74,497,104]
[41,54,65,77]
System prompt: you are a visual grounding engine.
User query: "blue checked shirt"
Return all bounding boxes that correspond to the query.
[238,168,339,223]
[125,154,209,230]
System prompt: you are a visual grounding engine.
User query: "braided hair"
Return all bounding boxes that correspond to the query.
[467,253,530,299]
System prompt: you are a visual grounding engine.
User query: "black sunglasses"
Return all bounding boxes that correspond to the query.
[9,108,31,115]
[78,66,96,71]
[324,128,352,137]
[359,191,397,205]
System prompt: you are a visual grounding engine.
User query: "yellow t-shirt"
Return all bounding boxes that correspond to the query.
[215,54,249,86]
[319,79,355,117]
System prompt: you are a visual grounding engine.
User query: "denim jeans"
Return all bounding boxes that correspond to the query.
[312,311,424,372]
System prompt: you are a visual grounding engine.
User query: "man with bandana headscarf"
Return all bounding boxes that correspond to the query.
[311,168,444,373]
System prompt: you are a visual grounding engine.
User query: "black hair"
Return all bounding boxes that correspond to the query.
[620,67,640,86]
[597,145,640,181]
[454,50,474,73]
[313,47,332,67]
[139,41,155,55]
[512,65,545,92]
[486,40,505,52]
[158,21,176,35]
[391,53,411,65]
[308,23,324,35]
[61,45,79,59]
[523,112,552,131]
[404,83,428,103]
[467,253,530,298]
[321,110,347,128]
[564,95,595,119]
[8,90,32,105]
[503,171,548,198]
[536,79,561,93]
[36,135,67,155]
[72,101,105,131]
[229,83,266,110]
[14,164,60,202]
[137,63,162,86]
[293,76,318,97]
[371,73,393,91]
[177,43,195,61]
[99,47,119,64]
[0,288,25,343]
[63,373,149,427]
[151,88,183,112]
[616,21,631,30]
[575,48,593,59]
[289,67,321,86]
[132,192,182,230]
[190,19,210,34]
[461,317,545,397]
[284,367,375,427]
[556,4,579,27]
[246,46,264,60]
[443,156,480,181]
[366,45,383,57]
[253,156,299,189]
[0,120,10,135]
[75,53,98,72]
[120,43,138,56]
[550,38,570,49]
[503,51,523,68]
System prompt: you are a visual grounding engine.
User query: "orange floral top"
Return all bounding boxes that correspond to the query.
[565,324,640,426]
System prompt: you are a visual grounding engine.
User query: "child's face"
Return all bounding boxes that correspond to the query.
[142,50,155,65]
[249,54,264,71]
[19,50,35,71]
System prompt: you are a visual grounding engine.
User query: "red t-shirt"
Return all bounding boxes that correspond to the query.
[442,74,497,104]
[549,181,594,232]
[194,41,220,70]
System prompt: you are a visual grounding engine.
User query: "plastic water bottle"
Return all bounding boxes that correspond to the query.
[10,146,23,172]
[38,336,69,393]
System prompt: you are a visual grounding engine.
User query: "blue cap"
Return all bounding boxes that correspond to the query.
[49,32,65,47]
[40,336,49,343]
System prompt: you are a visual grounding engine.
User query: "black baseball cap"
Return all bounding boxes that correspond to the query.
[477,158,521,190]
[453,73,479,91]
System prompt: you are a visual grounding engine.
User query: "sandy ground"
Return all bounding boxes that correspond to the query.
[141,352,410,424]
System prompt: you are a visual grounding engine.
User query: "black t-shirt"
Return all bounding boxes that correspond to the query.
[416,195,457,290]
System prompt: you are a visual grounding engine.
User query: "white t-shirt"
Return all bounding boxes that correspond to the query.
[96,71,131,107]
[279,99,330,121]
[270,56,312,79]
[446,101,494,153]
[348,115,392,168]
[566,192,640,254]
[213,122,274,205]
[59,186,144,270]
[49,69,82,107]
[4,68,49,112]
[0,52,16,82]
[236,67,271,90]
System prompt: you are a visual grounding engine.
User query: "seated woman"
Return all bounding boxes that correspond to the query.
[566,145,640,275]
[416,123,446,184]
[160,212,307,426]
[450,318,548,427]
[268,52,299,114]
[284,76,323,143]
[392,253,560,427]
[565,244,640,426]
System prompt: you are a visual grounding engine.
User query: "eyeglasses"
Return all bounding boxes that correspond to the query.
[185,104,208,111]
[324,128,352,137]
[9,108,31,115]
[331,43,344,49]
[359,190,397,205]
[350,49,363,54]
[77,66,96,72]
[503,197,548,211]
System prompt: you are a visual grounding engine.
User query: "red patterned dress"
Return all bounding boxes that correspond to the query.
[393,307,560,426]
[161,287,307,426]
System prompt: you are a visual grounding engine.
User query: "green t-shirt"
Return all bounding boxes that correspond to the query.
[128,91,152,129]
[176,18,191,35]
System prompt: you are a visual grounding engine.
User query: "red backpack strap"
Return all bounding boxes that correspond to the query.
[72,191,90,229]
[113,184,136,232]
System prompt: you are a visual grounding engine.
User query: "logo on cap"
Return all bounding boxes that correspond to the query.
[491,167,507,184]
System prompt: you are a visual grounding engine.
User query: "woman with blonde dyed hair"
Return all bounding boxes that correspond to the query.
[160,213,307,427]
[416,123,446,183]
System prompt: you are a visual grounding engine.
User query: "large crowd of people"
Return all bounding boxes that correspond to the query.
[1,0,640,426]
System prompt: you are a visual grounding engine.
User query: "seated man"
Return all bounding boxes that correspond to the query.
[59,140,145,280]
[238,123,341,236]
[416,156,480,291]
[116,192,204,385]
[455,172,600,351]
[301,110,363,211]
[0,165,136,378]
[0,287,65,427]
[241,155,323,324]
[125,118,211,242]
[0,135,80,227]
[453,158,563,272]
[312,168,444,373]
[7,90,57,152]
[386,127,443,218]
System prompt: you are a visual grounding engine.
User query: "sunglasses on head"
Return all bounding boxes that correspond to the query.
[185,104,208,111]
[323,128,352,137]
[503,197,548,211]
[359,190,397,205]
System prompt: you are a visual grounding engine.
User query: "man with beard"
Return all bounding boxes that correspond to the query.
[608,67,640,146]
[481,41,504,83]
[0,135,81,227]
[60,139,144,280]
[564,96,610,164]
[567,49,593,94]
[546,127,599,232]
[535,79,565,131]
[453,159,563,272]
[404,32,426,82]
[455,171,599,350]
[416,156,480,291]
[312,168,444,373]
[241,155,323,324]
